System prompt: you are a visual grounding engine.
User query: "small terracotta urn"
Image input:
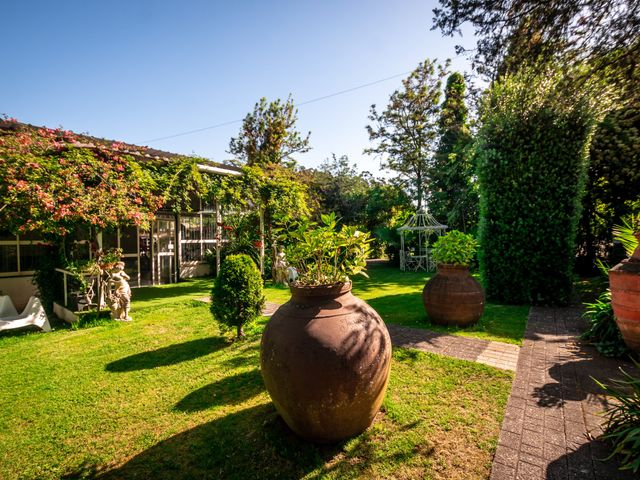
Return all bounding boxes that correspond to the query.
[609,233,640,353]
[423,264,485,326]
[260,282,392,443]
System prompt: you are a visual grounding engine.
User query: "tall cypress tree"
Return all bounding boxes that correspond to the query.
[429,72,477,232]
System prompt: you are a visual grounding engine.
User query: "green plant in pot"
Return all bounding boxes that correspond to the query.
[260,213,392,443]
[423,230,484,326]
[609,215,640,353]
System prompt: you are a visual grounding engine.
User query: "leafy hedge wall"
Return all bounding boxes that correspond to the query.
[579,103,640,268]
[476,69,597,304]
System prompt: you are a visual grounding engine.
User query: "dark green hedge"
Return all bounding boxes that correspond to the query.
[476,71,595,304]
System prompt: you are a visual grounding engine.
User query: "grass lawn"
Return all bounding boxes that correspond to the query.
[0,275,514,480]
[267,264,529,345]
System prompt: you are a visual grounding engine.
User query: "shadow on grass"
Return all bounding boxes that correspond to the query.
[64,404,427,480]
[174,369,264,412]
[133,279,213,303]
[219,342,261,368]
[365,291,527,345]
[105,337,228,372]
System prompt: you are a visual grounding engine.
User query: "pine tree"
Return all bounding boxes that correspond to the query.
[429,73,477,232]
[229,96,310,167]
[365,60,448,209]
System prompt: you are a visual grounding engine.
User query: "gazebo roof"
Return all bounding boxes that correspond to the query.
[397,208,447,232]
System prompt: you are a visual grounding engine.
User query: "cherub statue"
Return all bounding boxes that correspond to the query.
[274,248,290,285]
[107,261,132,321]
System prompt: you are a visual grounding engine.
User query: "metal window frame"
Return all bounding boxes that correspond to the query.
[0,235,50,276]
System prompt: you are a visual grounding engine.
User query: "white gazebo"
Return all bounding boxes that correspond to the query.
[398,209,447,271]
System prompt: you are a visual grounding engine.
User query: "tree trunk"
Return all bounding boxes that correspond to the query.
[259,207,265,276]
[237,324,245,339]
[215,202,222,276]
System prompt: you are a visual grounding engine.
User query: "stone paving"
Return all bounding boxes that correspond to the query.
[387,323,520,371]
[490,306,638,480]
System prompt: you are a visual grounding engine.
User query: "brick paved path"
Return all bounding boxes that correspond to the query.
[387,324,520,371]
[490,306,638,480]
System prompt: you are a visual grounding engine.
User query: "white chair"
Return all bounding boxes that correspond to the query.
[0,295,19,317]
[0,296,51,333]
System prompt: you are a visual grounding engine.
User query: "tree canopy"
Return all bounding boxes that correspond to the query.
[303,154,372,225]
[240,163,311,224]
[365,60,448,209]
[228,96,311,167]
[432,0,640,89]
[578,101,640,267]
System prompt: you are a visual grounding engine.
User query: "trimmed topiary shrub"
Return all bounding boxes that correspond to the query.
[476,66,601,304]
[211,254,265,339]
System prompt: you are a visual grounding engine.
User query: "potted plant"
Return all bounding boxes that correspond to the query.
[423,230,484,326]
[260,213,392,443]
[609,215,640,353]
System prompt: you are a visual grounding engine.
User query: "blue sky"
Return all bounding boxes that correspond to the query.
[1,0,475,175]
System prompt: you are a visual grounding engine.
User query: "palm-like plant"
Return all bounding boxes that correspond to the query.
[613,214,640,257]
[594,360,640,473]
[613,214,640,258]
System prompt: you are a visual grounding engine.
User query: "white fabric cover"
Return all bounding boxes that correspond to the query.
[0,295,19,317]
[0,296,51,332]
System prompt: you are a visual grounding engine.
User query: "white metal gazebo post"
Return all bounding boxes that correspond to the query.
[397,208,448,272]
[400,230,405,270]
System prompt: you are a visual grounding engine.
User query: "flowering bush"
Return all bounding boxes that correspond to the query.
[0,121,162,235]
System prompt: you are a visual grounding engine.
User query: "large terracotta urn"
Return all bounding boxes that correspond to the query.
[260,282,392,443]
[609,234,640,353]
[423,264,484,326]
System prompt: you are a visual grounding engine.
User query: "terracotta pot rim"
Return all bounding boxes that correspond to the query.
[631,232,640,262]
[610,260,640,273]
[289,282,352,297]
[436,263,471,270]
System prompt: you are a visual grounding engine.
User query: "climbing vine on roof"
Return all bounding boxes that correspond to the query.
[0,118,310,246]
[0,120,228,237]
[0,121,164,236]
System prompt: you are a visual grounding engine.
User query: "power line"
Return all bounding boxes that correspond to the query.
[141,119,243,144]
[297,71,412,106]
[139,70,413,144]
